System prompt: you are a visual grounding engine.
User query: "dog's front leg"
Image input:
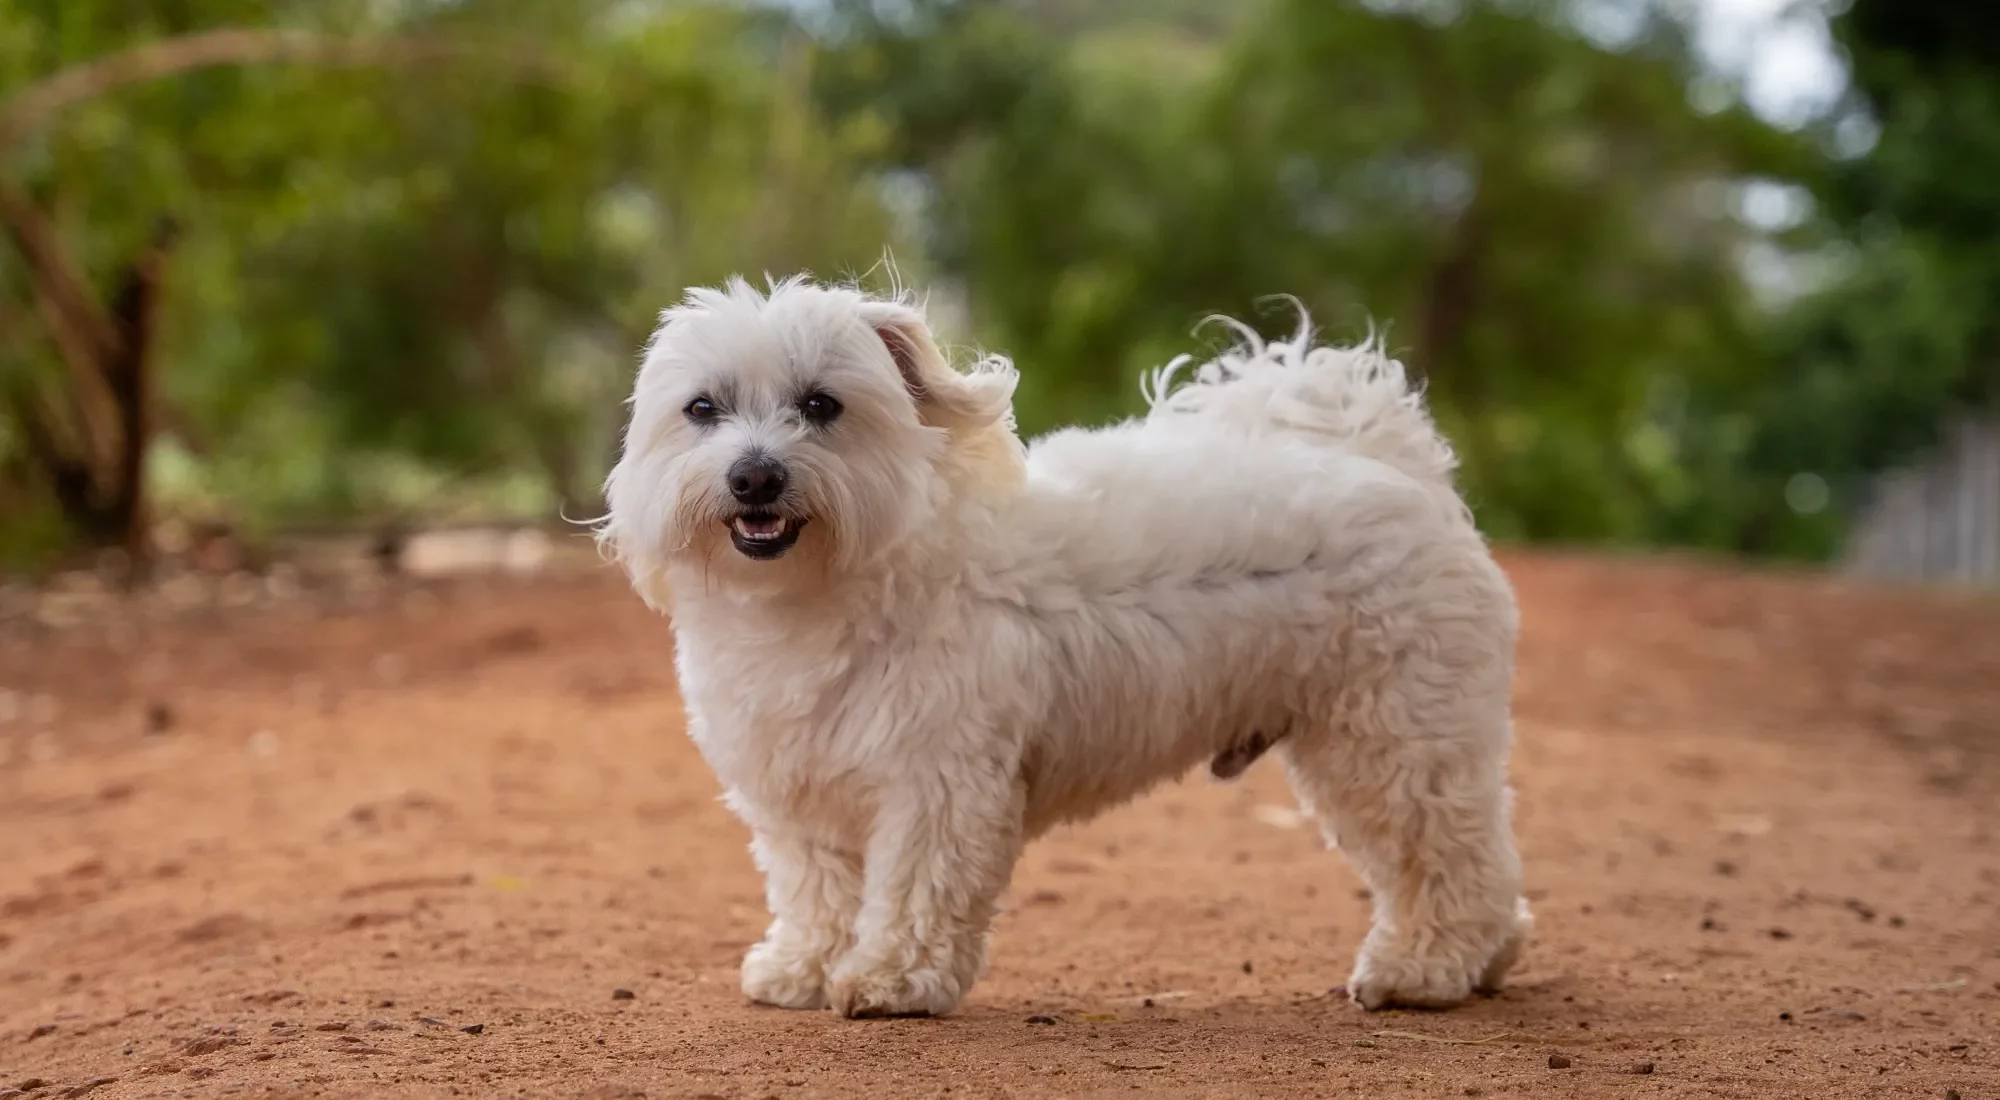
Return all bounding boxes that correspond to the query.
[826,773,1025,1019]
[741,827,863,1010]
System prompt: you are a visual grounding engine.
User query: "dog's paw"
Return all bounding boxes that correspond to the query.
[741,941,829,1010]
[1350,898,1533,1010]
[1474,899,1533,993]
[826,959,962,1019]
[1347,950,1481,1011]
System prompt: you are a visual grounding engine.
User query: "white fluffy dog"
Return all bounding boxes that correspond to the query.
[599,275,1529,1019]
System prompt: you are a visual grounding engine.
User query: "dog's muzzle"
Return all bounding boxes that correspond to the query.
[724,455,807,560]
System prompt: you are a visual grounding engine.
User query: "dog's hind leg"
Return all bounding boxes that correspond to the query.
[1279,680,1529,1010]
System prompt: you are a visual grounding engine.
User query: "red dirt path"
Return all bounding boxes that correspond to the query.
[1,551,1996,1099]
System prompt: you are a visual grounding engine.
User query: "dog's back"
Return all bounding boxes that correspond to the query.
[1141,318,1467,522]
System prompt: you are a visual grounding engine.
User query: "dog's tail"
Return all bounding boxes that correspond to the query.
[1142,309,1460,501]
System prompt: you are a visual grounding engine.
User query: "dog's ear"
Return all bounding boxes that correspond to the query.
[859,300,1017,432]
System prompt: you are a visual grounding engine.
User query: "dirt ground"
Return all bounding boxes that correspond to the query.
[1,550,1995,1099]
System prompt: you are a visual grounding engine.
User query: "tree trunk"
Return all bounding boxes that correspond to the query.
[2,212,177,579]
[1413,199,1486,392]
[106,218,180,580]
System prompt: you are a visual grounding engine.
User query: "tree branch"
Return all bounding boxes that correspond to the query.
[1,380,66,480]
[0,177,120,359]
[0,380,106,535]
[1,177,123,481]
[0,28,573,148]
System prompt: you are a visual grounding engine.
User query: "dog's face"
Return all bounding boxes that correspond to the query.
[601,277,1016,603]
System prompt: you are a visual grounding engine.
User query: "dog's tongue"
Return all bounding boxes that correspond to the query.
[736,515,785,538]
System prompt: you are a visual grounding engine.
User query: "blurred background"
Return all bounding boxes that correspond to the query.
[1,0,1995,583]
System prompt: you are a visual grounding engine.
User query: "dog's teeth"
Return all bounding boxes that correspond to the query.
[733,517,787,541]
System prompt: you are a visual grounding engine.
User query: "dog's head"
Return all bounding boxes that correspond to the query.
[600,276,1019,603]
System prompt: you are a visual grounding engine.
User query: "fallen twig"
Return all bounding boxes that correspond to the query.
[1371,1029,1512,1045]
[338,873,475,899]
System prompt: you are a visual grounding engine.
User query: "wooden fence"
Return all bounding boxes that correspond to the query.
[1844,413,2000,587]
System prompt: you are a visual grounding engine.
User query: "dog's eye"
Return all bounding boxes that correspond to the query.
[800,392,843,425]
[685,396,721,423]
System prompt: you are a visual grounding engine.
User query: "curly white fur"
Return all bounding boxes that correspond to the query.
[600,276,1530,1018]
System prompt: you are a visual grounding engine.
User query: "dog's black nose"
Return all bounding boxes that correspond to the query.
[727,455,788,506]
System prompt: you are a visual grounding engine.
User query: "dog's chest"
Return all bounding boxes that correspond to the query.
[676,631,887,821]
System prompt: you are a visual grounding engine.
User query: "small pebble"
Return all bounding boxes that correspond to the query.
[1768,928,1793,940]
[611,989,635,1001]
[1548,1054,1572,1069]
[418,1016,449,1028]
[1888,916,1906,928]
[1779,1011,1792,1021]
[367,1020,398,1031]
[1700,917,1719,931]
[314,1022,348,1032]
[1629,1061,1655,1075]
[1025,1015,1057,1025]
[27,1025,56,1041]
[1945,1090,1961,1100]
[460,1024,484,1035]
[1241,961,1254,975]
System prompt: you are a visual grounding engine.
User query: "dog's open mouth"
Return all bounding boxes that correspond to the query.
[726,512,806,560]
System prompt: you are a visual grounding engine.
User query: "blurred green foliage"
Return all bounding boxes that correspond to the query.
[1,0,906,559]
[1719,0,2000,557]
[0,0,1990,570]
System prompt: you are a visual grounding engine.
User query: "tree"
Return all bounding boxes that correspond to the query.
[815,0,1813,543]
[1707,0,2000,557]
[0,12,577,571]
[0,1,906,567]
